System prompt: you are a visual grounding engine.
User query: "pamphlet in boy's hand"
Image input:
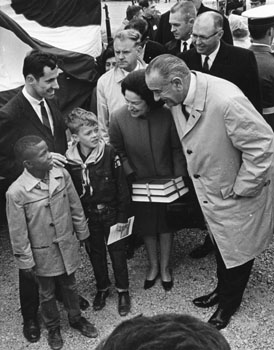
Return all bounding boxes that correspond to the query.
[107,216,135,245]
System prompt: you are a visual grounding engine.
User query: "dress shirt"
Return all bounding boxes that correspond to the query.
[22,87,54,133]
[180,38,192,52]
[201,42,220,70]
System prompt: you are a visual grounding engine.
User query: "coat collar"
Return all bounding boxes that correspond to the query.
[23,167,64,196]
[250,44,272,53]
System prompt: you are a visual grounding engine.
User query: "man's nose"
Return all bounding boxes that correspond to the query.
[52,79,59,90]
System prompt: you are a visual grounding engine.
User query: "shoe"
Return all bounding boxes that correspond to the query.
[161,279,174,291]
[70,316,98,338]
[144,274,158,290]
[208,306,238,330]
[48,327,63,350]
[193,290,219,308]
[118,291,131,316]
[93,290,109,311]
[79,295,90,311]
[189,235,214,259]
[23,319,40,343]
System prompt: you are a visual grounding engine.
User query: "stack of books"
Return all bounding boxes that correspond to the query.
[132,176,188,203]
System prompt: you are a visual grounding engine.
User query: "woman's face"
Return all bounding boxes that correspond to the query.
[105,57,116,72]
[124,90,149,118]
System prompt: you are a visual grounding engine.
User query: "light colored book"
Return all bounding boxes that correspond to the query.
[132,180,185,196]
[107,216,135,245]
[132,176,183,190]
[132,187,188,203]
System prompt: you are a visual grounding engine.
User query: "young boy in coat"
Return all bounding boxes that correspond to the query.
[65,108,131,317]
[6,135,98,350]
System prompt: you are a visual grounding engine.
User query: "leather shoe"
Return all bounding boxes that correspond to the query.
[193,290,219,308]
[118,291,131,316]
[48,327,63,350]
[161,278,174,291]
[79,295,90,311]
[144,274,159,290]
[23,319,40,343]
[70,316,98,338]
[93,290,109,311]
[208,306,238,330]
[189,235,214,259]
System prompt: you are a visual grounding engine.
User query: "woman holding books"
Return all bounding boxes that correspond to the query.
[109,69,187,291]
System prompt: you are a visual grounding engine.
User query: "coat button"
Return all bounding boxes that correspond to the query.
[186,149,193,154]
[49,223,54,227]
[193,174,200,179]
[203,200,208,204]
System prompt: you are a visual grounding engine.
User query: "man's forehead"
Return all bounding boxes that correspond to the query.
[146,70,164,87]
[114,38,136,49]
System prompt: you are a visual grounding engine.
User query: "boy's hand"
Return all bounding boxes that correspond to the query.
[51,152,67,167]
[20,268,36,281]
[80,238,92,256]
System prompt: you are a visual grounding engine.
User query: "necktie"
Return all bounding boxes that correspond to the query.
[182,41,188,52]
[181,104,190,120]
[203,56,210,73]
[39,100,51,132]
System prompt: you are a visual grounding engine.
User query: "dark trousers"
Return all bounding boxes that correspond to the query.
[19,270,63,322]
[37,273,80,330]
[215,247,254,310]
[86,206,129,291]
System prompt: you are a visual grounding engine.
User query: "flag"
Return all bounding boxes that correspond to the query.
[0,0,102,113]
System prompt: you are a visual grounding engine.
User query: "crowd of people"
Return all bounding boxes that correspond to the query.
[0,0,274,349]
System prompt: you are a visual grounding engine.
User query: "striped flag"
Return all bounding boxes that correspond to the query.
[0,0,102,113]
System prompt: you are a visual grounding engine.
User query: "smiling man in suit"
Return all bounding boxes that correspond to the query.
[0,49,89,344]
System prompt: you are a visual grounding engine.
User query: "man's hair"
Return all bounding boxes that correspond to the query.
[249,25,270,40]
[170,1,197,21]
[196,11,223,31]
[96,313,231,350]
[23,49,58,79]
[126,5,142,21]
[138,0,149,8]
[14,135,44,163]
[66,108,98,134]
[125,18,149,42]
[121,69,164,110]
[114,29,142,46]
[146,54,190,84]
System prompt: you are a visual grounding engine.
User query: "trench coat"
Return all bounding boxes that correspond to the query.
[6,167,89,276]
[173,72,274,268]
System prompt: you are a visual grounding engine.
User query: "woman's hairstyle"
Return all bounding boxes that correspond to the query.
[121,69,164,109]
[101,45,115,69]
[65,107,98,134]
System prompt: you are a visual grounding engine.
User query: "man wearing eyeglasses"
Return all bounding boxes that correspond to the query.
[179,11,262,260]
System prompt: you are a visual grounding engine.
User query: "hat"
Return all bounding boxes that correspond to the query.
[242,5,274,29]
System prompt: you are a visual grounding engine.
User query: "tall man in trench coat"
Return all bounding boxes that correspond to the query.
[145,54,274,330]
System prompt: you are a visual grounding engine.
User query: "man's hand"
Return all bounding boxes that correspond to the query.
[20,268,36,281]
[81,238,92,256]
[51,152,67,167]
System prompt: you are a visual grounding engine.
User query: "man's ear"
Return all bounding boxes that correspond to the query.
[171,76,184,90]
[218,29,224,40]
[23,159,32,170]
[25,74,36,85]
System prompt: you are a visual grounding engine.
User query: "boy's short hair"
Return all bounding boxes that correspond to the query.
[14,135,44,162]
[66,107,98,134]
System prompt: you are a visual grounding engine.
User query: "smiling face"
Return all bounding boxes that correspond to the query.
[124,90,149,118]
[114,38,141,72]
[170,11,194,41]
[27,66,59,100]
[145,70,187,108]
[74,124,100,153]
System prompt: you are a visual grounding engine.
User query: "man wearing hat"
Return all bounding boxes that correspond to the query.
[243,5,274,130]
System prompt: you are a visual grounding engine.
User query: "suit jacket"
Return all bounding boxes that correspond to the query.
[143,40,166,63]
[0,90,67,179]
[172,71,273,268]
[155,5,233,45]
[179,41,262,113]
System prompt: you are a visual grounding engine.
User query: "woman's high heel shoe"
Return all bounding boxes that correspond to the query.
[144,274,159,290]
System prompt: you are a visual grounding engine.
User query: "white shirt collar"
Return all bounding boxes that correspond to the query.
[180,38,192,51]
[201,41,220,69]
[22,86,44,106]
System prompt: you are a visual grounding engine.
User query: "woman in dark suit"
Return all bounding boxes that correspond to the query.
[109,69,186,291]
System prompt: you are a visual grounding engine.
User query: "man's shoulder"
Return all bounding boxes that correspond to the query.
[0,90,25,114]
[178,47,197,60]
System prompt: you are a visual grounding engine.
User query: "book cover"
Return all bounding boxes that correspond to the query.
[132,187,189,203]
[132,176,183,190]
[132,180,185,196]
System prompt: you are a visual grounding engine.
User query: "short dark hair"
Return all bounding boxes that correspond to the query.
[66,107,98,134]
[126,5,142,21]
[14,135,44,163]
[23,49,58,80]
[121,69,164,109]
[101,45,115,69]
[138,0,149,8]
[249,26,269,40]
[96,313,231,350]
[125,17,149,42]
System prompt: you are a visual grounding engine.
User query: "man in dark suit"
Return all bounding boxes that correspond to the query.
[179,11,262,259]
[243,6,274,130]
[155,0,233,46]
[0,49,88,344]
[165,1,196,55]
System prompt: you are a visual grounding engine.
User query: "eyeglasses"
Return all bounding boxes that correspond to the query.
[191,31,220,42]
